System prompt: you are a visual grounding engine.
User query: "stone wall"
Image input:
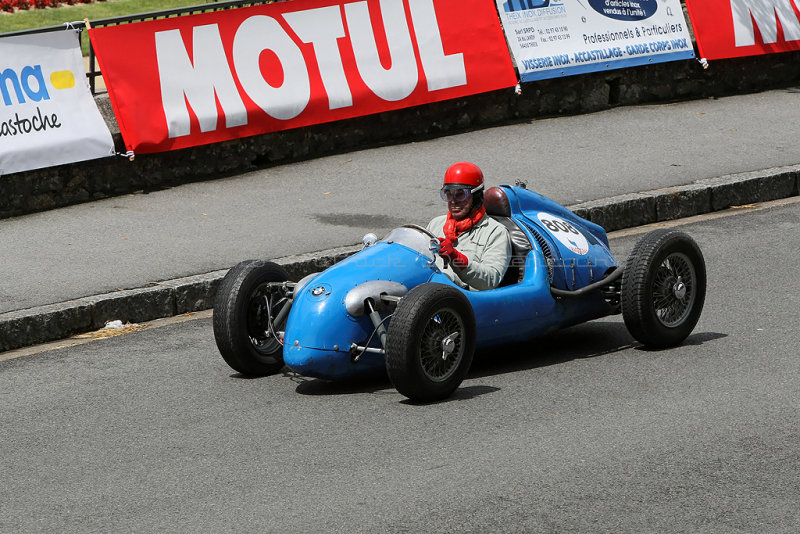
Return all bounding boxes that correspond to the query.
[2,48,800,220]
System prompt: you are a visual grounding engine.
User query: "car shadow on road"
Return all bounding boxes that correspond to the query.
[289,323,726,400]
[290,369,394,396]
[468,323,728,379]
[292,373,502,402]
[633,330,727,351]
[291,367,503,402]
[468,321,636,380]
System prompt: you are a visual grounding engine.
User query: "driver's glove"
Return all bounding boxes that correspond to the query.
[438,238,469,268]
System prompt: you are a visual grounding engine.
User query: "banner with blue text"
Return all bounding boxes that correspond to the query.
[496,0,695,82]
[0,30,115,175]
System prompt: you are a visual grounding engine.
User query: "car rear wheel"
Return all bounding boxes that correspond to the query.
[386,283,476,402]
[213,260,291,375]
[621,229,706,348]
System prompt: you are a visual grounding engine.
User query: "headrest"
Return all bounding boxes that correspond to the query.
[484,186,511,217]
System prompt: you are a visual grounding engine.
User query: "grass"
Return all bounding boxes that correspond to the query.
[1,0,224,55]
[0,0,212,32]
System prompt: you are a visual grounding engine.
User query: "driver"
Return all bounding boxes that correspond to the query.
[426,162,511,291]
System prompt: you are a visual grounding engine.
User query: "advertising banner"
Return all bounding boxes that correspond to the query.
[0,31,115,175]
[89,0,517,154]
[496,0,694,82]
[685,0,800,60]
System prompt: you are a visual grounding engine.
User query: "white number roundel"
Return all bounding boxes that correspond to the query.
[537,213,589,255]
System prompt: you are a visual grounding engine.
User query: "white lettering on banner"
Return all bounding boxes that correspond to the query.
[153,0,466,139]
[344,0,418,101]
[408,0,466,91]
[283,6,353,110]
[155,25,248,138]
[730,0,800,47]
[233,16,311,120]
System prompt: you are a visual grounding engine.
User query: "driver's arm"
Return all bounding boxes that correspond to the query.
[454,223,511,290]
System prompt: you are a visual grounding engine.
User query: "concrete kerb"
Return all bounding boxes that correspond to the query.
[569,163,800,231]
[0,245,361,353]
[1,166,798,353]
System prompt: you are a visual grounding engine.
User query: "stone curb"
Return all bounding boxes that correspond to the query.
[0,246,359,353]
[569,164,800,231]
[2,166,798,353]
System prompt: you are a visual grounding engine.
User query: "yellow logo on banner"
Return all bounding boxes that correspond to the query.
[50,70,76,90]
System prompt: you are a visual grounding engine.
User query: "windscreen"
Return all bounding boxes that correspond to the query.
[381,227,437,261]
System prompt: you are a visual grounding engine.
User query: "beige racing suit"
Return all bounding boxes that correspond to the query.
[426,214,512,291]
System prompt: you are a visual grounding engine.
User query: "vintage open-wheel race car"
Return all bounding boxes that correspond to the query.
[212,185,706,402]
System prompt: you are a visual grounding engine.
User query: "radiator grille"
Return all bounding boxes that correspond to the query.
[520,219,554,282]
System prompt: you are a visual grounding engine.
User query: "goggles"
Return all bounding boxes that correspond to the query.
[440,188,471,202]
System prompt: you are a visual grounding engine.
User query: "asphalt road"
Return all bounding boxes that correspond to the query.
[2,199,798,533]
[3,88,800,313]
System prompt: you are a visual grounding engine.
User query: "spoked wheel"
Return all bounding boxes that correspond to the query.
[386,284,476,402]
[621,229,706,348]
[213,260,292,375]
[419,308,465,383]
[651,253,697,327]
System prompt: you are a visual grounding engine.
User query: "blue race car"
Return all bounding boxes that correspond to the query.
[213,185,706,401]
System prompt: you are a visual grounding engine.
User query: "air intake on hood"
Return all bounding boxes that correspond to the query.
[520,219,554,282]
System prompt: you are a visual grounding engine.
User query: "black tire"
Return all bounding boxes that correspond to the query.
[621,229,706,348]
[213,260,291,375]
[386,283,476,402]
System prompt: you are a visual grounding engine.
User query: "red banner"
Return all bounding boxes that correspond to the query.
[89,0,516,154]
[686,0,800,59]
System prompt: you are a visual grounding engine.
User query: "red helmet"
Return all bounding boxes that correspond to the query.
[442,161,484,193]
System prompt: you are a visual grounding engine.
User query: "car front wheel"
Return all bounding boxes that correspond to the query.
[213,260,291,375]
[386,283,476,402]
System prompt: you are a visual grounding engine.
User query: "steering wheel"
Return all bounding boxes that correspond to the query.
[401,224,438,240]
[400,224,445,266]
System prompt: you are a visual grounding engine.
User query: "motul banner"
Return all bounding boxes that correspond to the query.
[1,30,115,175]
[89,0,517,154]
[685,0,800,59]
